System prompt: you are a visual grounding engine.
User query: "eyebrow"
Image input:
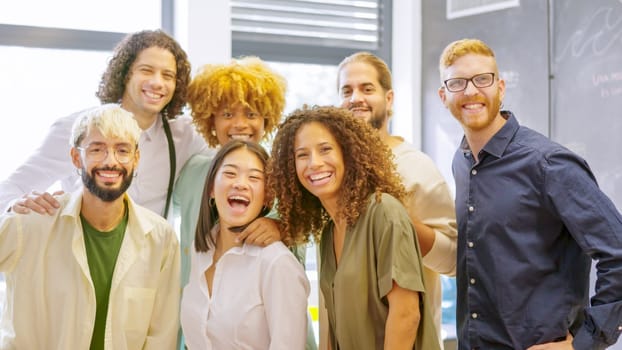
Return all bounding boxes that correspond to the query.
[222,163,265,173]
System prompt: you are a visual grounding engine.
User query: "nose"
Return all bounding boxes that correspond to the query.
[148,71,165,87]
[308,150,323,169]
[463,80,479,96]
[231,113,250,129]
[349,89,364,103]
[102,148,119,165]
[233,179,249,190]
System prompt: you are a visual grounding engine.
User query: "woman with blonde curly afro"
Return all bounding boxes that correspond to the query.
[268,105,440,350]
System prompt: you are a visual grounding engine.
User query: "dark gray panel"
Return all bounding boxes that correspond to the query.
[551,0,622,211]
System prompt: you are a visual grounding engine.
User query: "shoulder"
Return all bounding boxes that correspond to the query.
[513,126,585,168]
[129,200,178,242]
[176,154,213,190]
[256,242,302,268]
[363,193,409,223]
[393,142,447,188]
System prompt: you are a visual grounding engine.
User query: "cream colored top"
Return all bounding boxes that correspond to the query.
[0,191,180,349]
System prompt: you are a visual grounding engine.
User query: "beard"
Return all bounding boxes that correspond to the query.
[348,102,387,130]
[81,166,133,202]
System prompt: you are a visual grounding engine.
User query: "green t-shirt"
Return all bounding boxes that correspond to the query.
[81,205,128,350]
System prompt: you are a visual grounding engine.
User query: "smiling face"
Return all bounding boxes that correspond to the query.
[439,53,505,134]
[294,122,345,208]
[338,61,393,130]
[211,147,266,228]
[213,102,265,145]
[72,128,139,202]
[121,46,177,123]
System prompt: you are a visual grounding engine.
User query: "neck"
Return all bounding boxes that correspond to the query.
[320,197,340,223]
[464,112,507,162]
[215,224,244,255]
[80,190,126,232]
[120,102,159,130]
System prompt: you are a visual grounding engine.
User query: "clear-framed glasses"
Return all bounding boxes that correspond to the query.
[443,72,496,92]
[77,143,136,164]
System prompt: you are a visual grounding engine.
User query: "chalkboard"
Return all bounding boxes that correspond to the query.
[552,0,622,210]
[421,0,549,192]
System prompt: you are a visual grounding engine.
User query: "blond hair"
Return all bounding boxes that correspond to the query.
[188,56,287,147]
[438,38,496,81]
[71,104,141,147]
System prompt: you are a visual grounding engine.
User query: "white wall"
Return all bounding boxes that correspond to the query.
[175,0,231,73]
[392,0,422,148]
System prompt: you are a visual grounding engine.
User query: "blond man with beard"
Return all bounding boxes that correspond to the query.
[0,104,180,349]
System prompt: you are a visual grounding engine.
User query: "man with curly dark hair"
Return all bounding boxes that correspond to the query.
[0,29,211,218]
[268,105,441,350]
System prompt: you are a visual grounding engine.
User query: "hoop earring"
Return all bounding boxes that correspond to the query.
[133,172,138,178]
[209,198,216,208]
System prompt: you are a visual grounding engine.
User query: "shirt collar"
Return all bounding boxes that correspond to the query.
[141,114,162,141]
[461,110,519,159]
[482,110,519,158]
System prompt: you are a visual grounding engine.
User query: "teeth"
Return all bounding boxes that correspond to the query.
[228,195,249,203]
[310,172,331,181]
[464,103,483,110]
[145,91,163,99]
[230,134,252,140]
[98,172,119,178]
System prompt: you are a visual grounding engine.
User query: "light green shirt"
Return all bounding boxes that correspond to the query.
[320,193,440,350]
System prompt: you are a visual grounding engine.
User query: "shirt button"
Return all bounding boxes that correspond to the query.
[470,278,476,284]
[468,206,475,212]
[471,313,478,319]
[468,241,474,248]
[618,325,622,331]
[471,169,477,175]
[184,247,189,256]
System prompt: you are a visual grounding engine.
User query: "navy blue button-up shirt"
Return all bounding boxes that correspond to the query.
[453,111,622,350]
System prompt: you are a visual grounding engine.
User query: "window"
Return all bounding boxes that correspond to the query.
[232,0,392,65]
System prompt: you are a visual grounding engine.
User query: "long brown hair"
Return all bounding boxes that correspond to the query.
[194,140,271,252]
[267,105,406,243]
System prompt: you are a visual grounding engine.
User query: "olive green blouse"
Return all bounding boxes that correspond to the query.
[319,193,441,350]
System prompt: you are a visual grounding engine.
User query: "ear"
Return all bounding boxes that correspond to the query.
[498,77,506,102]
[70,147,83,169]
[438,86,448,107]
[133,149,140,168]
[385,89,394,112]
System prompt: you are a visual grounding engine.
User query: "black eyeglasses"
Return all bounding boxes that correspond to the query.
[443,72,496,92]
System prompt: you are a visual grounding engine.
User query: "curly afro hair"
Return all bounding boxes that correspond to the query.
[187,56,286,147]
[267,105,406,244]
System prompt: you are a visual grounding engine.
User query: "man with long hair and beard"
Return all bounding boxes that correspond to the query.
[0,104,180,349]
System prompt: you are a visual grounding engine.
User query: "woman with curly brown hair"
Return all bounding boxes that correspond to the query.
[269,105,440,350]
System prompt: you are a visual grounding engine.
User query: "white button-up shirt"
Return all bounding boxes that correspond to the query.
[0,109,212,216]
[181,240,309,350]
[0,191,181,349]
